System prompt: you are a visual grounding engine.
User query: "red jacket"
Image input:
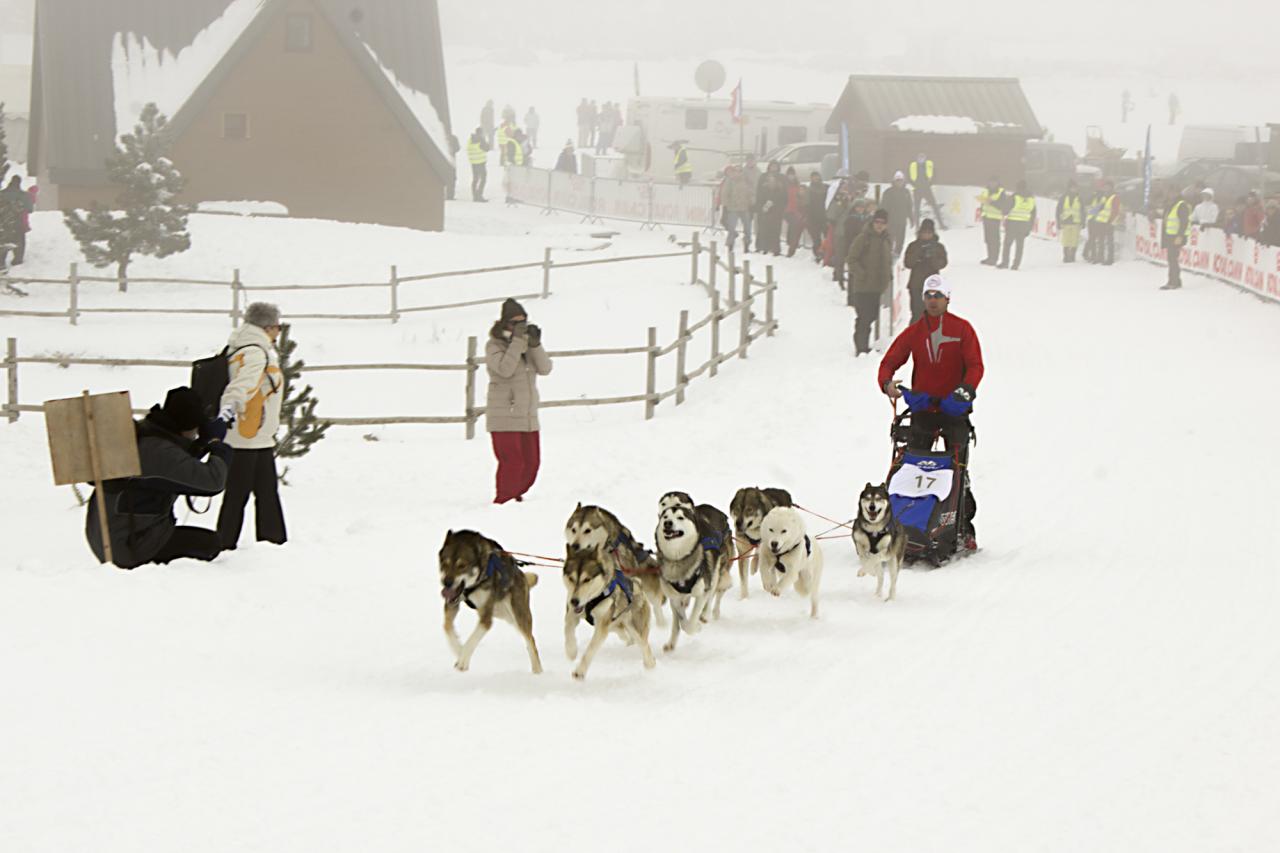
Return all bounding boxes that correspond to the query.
[1243,204,1265,238]
[878,312,984,403]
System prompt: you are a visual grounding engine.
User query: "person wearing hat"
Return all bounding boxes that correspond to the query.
[1056,180,1084,263]
[467,127,491,202]
[720,163,756,254]
[755,161,787,255]
[86,387,232,569]
[1191,187,1219,229]
[216,301,287,550]
[902,218,948,324]
[554,140,578,174]
[805,171,828,262]
[486,298,553,504]
[846,208,894,356]
[881,170,917,257]
[878,274,984,548]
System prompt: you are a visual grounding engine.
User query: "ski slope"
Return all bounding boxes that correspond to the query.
[2,208,1278,852]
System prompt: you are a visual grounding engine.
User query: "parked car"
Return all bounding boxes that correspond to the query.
[1115,159,1220,212]
[1023,141,1079,196]
[762,142,842,180]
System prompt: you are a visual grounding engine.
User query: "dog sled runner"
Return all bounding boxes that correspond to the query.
[886,399,978,567]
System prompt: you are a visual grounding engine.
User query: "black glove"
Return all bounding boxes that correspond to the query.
[526,324,542,347]
[200,417,229,443]
[952,384,976,403]
[511,320,528,339]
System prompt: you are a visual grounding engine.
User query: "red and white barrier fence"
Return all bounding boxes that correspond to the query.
[1129,215,1280,303]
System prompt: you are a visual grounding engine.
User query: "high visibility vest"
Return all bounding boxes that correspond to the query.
[1165,200,1188,236]
[467,140,487,165]
[1060,196,1081,224]
[1007,194,1035,222]
[673,146,693,176]
[509,140,524,166]
[909,160,934,183]
[980,188,1005,220]
[1094,194,1117,224]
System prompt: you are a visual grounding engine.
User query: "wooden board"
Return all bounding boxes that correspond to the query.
[44,391,140,485]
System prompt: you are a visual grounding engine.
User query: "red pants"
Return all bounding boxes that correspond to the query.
[491,431,540,503]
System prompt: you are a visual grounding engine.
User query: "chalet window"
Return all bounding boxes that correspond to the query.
[223,113,249,140]
[778,126,807,146]
[285,14,313,52]
[684,109,708,131]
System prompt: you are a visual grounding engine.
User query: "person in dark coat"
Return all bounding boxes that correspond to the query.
[901,219,948,324]
[846,209,894,356]
[0,176,35,267]
[783,167,806,257]
[880,171,916,256]
[805,171,827,262]
[554,140,578,173]
[86,387,231,569]
[755,161,788,256]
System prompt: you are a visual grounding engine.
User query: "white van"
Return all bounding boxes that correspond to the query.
[621,97,833,182]
[1177,125,1253,163]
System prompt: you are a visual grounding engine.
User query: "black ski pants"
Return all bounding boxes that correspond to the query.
[217,448,287,549]
[150,526,222,566]
[1000,221,1030,268]
[851,291,881,354]
[1166,241,1182,286]
[471,163,488,200]
[983,218,1002,263]
[914,184,945,227]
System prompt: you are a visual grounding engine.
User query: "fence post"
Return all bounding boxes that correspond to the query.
[389,265,400,324]
[644,326,657,421]
[5,337,17,422]
[675,309,689,405]
[739,294,752,360]
[541,247,552,298]
[727,247,737,305]
[68,262,79,326]
[464,335,478,440]
[708,240,718,294]
[742,259,752,302]
[231,269,242,327]
[690,231,700,285]
[765,265,776,336]
[709,291,721,378]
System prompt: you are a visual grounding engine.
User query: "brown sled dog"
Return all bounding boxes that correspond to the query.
[439,529,542,674]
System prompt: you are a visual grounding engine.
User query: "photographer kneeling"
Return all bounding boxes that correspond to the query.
[86,387,232,569]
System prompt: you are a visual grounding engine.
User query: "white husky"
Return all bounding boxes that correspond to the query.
[759,506,824,618]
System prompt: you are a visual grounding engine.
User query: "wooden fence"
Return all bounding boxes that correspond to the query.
[0,242,698,326]
[3,241,779,436]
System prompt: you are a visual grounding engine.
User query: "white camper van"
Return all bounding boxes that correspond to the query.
[620,96,833,182]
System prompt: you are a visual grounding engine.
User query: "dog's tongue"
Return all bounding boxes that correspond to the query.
[442,586,461,602]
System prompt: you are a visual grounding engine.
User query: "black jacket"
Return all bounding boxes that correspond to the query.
[554,149,577,173]
[86,410,230,568]
[806,179,828,226]
[881,185,915,231]
[902,237,949,292]
[756,174,787,215]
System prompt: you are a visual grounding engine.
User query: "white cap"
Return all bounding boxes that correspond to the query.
[1201,187,1214,197]
[923,274,951,299]
[894,170,906,181]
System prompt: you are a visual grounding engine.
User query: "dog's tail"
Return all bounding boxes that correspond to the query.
[525,573,539,589]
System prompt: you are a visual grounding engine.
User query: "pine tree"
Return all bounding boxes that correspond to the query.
[275,323,330,484]
[63,102,193,283]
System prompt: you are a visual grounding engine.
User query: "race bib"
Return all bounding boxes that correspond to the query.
[889,464,954,500]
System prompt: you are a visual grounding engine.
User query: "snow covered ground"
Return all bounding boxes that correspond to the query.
[3,198,1279,851]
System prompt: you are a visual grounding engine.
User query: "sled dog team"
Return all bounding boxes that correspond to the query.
[440,482,908,679]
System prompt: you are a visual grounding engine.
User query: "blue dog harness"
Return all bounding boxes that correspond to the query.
[582,571,634,626]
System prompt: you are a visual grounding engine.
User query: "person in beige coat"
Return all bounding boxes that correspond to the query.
[486,298,553,503]
[216,302,287,548]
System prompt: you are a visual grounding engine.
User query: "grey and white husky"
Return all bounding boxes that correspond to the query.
[654,504,734,652]
[851,483,906,602]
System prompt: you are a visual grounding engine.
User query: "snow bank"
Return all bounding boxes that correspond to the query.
[196,200,290,216]
[110,0,263,138]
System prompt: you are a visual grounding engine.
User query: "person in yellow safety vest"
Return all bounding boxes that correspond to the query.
[978,177,1009,265]
[1160,187,1192,290]
[908,153,946,227]
[672,142,693,187]
[1085,180,1120,265]
[495,120,514,166]
[1055,179,1083,263]
[998,181,1037,271]
[467,127,491,203]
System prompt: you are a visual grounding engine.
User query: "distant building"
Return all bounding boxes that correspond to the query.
[29,0,454,231]
[825,75,1042,186]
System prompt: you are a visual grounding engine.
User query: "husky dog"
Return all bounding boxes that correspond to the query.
[562,548,656,680]
[564,503,667,625]
[852,482,907,601]
[654,504,734,652]
[658,491,737,619]
[439,529,542,673]
[760,506,824,619]
[729,486,794,596]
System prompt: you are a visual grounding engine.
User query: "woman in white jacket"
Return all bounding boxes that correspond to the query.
[216,302,287,549]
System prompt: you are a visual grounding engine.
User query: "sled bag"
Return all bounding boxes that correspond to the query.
[888,451,955,539]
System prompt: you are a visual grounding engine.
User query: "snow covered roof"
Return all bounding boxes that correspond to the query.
[826,75,1042,138]
[31,0,453,182]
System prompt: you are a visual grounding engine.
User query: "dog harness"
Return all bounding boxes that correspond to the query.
[459,552,514,610]
[669,532,726,595]
[861,526,894,553]
[610,530,653,565]
[774,535,811,574]
[581,571,634,626]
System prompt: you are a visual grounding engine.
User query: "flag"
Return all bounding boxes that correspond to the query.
[729,79,743,124]
[1142,124,1152,210]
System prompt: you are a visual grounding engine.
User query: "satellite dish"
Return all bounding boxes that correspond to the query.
[694,60,726,96]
